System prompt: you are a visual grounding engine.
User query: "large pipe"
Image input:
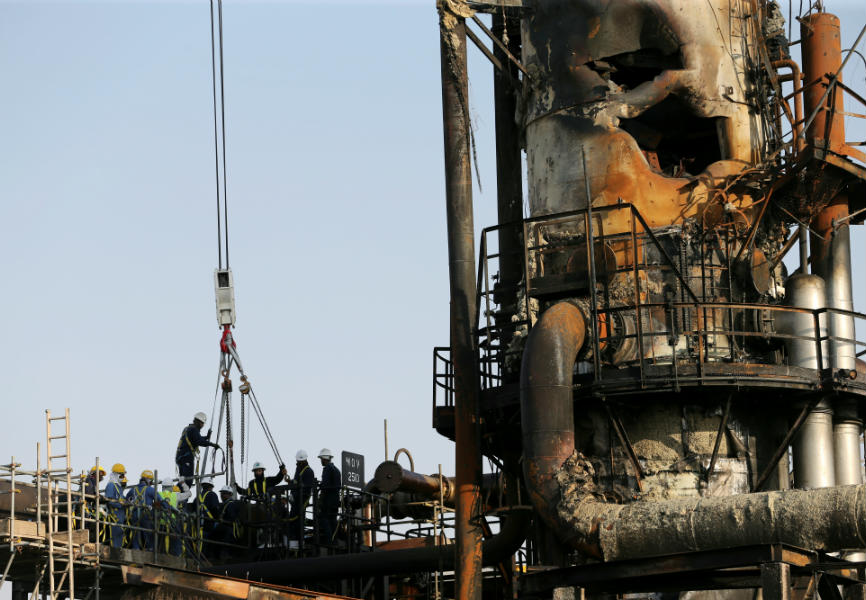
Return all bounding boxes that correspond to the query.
[373,461,502,508]
[793,399,836,489]
[439,6,483,599]
[209,508,531,584]
[802,12,854,375]
[492,12,524,365]
[800,12,846,152]
[777,274,836,489]
[520,302,587,552]
[771,59,804,152]
[835,401,864,488]
[521,299,866,561]
[564,484,866,561]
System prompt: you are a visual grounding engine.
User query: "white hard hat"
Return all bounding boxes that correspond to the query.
[201,477,214,486]
[219,485,232,494]
[252,461,265,471]
[318,448,334,459]
[194,412,207,424]
[160,478,174,487]
[295,450,308,461]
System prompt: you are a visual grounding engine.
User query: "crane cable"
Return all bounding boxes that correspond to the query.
[210,0,229,270]
[204,1,284,485]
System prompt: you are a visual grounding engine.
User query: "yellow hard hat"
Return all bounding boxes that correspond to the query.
[90,466,106,475]
[111,463,126,474]
[141,469,154,480]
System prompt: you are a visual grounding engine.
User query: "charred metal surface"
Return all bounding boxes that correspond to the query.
[560,481,866,561]
[519,301,588,552]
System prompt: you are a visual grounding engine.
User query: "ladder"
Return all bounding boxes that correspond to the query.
[45,409,75,600]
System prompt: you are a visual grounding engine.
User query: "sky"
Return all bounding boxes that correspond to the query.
[0,0,864,496]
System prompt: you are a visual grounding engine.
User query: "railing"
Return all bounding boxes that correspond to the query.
[433,203,866,413]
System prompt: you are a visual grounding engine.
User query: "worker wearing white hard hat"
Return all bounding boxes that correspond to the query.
[215,485,243,558]
[234,460,286,502]
[289,450,316,540]
[317,448,341,544]
[175,412,220,487]
[193,477,220,559]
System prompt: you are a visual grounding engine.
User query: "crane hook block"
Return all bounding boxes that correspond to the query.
[214,268,236,327]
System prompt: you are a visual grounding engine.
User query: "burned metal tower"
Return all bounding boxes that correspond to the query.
[435,0,866,598]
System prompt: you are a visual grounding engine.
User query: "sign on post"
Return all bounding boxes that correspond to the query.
[341,451,365,489]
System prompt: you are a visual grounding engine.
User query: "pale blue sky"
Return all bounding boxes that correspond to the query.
[0,1,864,490]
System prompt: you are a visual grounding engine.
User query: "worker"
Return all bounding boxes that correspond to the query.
[79,466,105,538]
[215,485,243,558]
[191,477,220,558]
[84,465,105,498]
[156,478,190,556]
[288,450,316,539]
[234,461,286,503]
[125,470,157,551]
[316,448,341,544]
[175,412,220,487]
[104,463,127,548]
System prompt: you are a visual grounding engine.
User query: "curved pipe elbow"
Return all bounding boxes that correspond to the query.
[520,302,587,548]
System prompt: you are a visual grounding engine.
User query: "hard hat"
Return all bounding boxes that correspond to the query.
[318,448,334,459]
[194,412,207,424]
[111,463,126,474]
[295,450,308,461]
[160,478,174,487]
[141,470,154,481]
[252,461,265,471]
[219,485,232,494]
[201,477,214,486]
[90,465,106,475]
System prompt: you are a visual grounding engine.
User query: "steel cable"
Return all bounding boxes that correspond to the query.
[209,0,223,269]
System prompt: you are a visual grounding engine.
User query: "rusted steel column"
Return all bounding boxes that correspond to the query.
[492,13,524,360]
[800,12,845,152]
[439,6,483,600]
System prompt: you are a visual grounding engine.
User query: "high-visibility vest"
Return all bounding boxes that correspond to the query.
[159,490,178,509]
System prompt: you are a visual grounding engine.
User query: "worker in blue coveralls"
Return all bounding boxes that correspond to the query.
[175,411,220,488]
[191,477,221,558]
[125,469,157,550]
[288,450,316,539]
[316,448,341,544]
[104,463,127,548]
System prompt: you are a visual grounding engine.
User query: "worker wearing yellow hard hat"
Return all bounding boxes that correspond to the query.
[125,469,157,551]
[104,463,127,548]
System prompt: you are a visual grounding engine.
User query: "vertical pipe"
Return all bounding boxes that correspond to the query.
[439,6,483,600]
[835,401,864,487]
[792,399,836,489]
[492,13,523,368]
[835,400,865,565]
[802,13,858,500]
[803,12,854,374]
[800,13,846,153]
[783,274,835,489]
[798,227,808,274]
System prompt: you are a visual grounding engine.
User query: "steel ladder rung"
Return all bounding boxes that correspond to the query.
[48,417,67,422]
[49,455,67,460]
[48,435,67,440]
